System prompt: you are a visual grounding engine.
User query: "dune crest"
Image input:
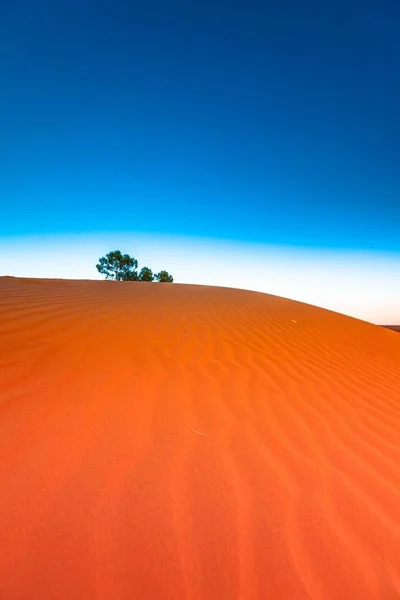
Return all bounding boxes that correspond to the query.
[1,277,400,600]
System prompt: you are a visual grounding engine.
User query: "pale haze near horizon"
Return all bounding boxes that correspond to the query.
[0,233,398,325]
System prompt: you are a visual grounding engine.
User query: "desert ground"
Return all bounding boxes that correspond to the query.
[382,325,400,334]
[1,276,400,600]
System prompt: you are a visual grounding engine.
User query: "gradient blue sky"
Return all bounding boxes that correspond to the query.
[0,1,399,321]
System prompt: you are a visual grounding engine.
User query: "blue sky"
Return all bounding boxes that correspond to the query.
[1,0,399,249]
[0,1,399,322]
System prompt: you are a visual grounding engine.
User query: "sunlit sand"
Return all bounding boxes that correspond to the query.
[1,277,400,599]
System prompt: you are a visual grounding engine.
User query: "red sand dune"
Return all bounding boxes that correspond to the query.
[382,325,400,334]
[1,277,400,600]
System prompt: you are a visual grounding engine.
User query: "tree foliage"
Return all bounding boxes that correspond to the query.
[96,251,138,280]
[138,266,154,282]
[154,270,174,283]
[96,250,173,283]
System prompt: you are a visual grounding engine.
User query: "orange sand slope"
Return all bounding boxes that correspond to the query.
[383,325,400,334]
[1,277,400,600]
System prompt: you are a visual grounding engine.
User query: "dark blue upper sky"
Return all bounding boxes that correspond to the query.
[1,0,399,250]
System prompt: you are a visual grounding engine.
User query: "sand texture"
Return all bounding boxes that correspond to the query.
[1,277,400,600]
[383,326,400,334]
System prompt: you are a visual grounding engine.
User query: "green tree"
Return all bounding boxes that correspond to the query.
[96,250,139,281]
[154,270,174,283]
[138,266,154,282]
[96,251,174,283]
